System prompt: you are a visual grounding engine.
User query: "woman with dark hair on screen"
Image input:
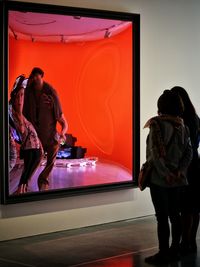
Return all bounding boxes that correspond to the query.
[171,86,200,254]
[143,90,192,265]
[10,80,43,194]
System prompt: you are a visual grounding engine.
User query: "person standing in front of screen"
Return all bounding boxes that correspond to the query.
[23,67,68,191]
[143,90,192,265]
[171,86,200,254]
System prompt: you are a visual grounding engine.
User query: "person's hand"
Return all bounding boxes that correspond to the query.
[59,133,66,145]
[166,171,183,185]
[166,172,177,185]
[173,170,184,182]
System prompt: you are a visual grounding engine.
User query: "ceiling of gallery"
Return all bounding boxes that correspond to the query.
[9,11,132,43]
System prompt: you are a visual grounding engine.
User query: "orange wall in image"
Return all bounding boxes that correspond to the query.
[9,26,133,171]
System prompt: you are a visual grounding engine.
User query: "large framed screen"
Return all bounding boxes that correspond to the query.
[0,1,140,204]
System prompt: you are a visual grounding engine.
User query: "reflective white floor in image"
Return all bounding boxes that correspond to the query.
[9,159,133,195]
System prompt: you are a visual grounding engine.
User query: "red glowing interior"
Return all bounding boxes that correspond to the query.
[9,24,133,171]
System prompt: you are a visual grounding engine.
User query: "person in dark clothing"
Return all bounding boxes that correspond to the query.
[143,90,192,265]
[171,86,200,254]
[23,67,68,191]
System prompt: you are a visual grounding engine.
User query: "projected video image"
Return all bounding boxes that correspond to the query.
[8,9,134,196]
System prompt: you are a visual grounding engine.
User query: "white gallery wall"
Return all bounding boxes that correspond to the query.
[1,0,200,241]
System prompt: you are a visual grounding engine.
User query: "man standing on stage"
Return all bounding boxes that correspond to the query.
[23,67,68,191]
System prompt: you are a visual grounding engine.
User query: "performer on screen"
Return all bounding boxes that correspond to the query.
[23,67,68,191]
[10,77,43,194]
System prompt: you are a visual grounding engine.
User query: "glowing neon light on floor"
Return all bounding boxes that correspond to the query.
[40,157,98,168]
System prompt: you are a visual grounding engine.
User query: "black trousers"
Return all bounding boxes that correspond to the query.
[19,149,42,186]
[150,183,182,252]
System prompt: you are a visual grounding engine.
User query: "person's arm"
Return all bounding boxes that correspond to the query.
[52,88,68,142]
[12,108,25,134]
[9,131,17,172]
[178,128,193,175]
[57,113,68,142]
[23,87,30,120]
[148,124,192,184]
[147,125,172,179]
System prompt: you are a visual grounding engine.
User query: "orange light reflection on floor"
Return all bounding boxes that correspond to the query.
[78,254,134,267]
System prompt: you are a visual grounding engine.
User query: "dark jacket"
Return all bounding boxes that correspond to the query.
[184,114,200,185]
[23,81,62,147]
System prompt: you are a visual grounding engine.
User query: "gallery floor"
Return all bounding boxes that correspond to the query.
[9,159,132,195]
[0,216,199,267]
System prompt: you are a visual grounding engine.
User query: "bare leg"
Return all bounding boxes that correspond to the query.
[38,143,59,191]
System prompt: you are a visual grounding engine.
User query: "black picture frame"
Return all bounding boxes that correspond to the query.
[0,0,140,204]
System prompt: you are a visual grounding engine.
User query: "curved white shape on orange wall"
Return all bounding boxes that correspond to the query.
[76,43,120,155]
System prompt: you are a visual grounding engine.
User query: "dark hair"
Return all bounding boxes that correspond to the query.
[10,75,25,106]
[10,86,24,107]
[30,67,44,78]
[171,86,196,123]
[157,89,184,117]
